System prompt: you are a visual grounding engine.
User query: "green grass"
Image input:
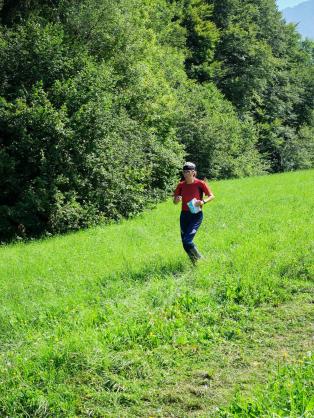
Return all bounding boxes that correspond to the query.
[220,354,314,417]
[0,170,313,417]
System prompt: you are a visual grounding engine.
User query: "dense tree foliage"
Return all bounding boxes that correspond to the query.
[182,0,314,171]
[0,0,313,240]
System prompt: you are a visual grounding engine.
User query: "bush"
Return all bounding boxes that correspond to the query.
[0,10,185,241]
[0,78,182,239]
[281,124,314,171]
[176,83,267,179]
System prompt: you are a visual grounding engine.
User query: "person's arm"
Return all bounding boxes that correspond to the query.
[202,193,215,204]
[173,183,182,204]
[195,182,215,207]
[195,194,214,207]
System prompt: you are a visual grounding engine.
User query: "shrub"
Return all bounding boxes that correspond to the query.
[176,83,267,179]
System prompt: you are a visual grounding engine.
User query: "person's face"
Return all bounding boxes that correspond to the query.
[183,169,195,181]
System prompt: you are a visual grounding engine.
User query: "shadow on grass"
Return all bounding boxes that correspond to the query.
[99,259,188,286]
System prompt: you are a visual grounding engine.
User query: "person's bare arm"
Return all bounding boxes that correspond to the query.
[195,193,215,207]
[203,193,215,204]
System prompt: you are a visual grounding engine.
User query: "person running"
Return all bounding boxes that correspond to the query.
[173,162,214,264]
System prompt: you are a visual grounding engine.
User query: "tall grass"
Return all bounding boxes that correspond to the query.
[220,354,314,417]
[0,170,313,416]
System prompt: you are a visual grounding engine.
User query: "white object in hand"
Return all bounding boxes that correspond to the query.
[187,198,201,214]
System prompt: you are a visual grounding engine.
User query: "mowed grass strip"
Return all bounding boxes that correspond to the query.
[219,353,314,418]
[0,170,313,417]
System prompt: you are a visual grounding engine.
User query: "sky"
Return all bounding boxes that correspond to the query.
[276,0,307,10]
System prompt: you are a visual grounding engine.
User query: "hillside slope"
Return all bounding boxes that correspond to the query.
[0,170,313,417]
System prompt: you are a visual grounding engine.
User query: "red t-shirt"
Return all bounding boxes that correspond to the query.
[174,178,212,212]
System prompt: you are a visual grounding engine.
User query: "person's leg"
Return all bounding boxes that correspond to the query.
[180,211,203,263]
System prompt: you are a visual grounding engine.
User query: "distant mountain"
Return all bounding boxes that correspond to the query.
[282,0,314,39]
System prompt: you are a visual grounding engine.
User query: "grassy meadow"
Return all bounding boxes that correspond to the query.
[0,170,313,417]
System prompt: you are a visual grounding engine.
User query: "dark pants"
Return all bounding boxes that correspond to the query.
[180,211,203,255]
